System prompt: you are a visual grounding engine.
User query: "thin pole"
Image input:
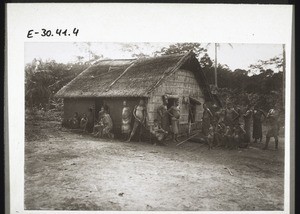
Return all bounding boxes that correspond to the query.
[282,44,286,108]
[215,43,218,87]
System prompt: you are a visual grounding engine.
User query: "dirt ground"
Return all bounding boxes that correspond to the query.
[25,117,284,211]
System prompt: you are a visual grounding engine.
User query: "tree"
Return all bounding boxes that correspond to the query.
[153,43,206,59]
[199,53,213,68]
[119,43,150,58]
[199,53,214,85]
[25,59,88,109]
[249,55,283,74]
[74,42,103,64]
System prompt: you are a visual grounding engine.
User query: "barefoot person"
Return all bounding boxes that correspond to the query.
[207,125,214,150]
[70,112,80,129]
[202,103,213,136]
[121,100,132,140]
[243,106,253,146]
[80,113,88,131]
[232,124,246,149]
[224,126,233,149]
[214,122,225,147]
[263,107,280,150]
[168,99,181,142]
[101,110,114,139]
[157,95,170,134]
[252,105,266,144]
[224,103,239,128]
[126,99,147,142]
[151,119,168,145]
[93,108,105,137]
[93,108,114,139]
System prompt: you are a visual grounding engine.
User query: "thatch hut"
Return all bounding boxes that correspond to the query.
[55,51,216,136]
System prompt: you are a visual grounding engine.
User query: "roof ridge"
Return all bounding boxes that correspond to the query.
[94,52,190,63]
[97,58,136,61]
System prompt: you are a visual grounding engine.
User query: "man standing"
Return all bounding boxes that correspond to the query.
[243,106,253,145]
[202,103,213,136]
[224,103,239,128]
[168,99,181,142]
[126,99,147,142]
[263,108,280,150]
[252,105,266,143]
[157,95,170,133]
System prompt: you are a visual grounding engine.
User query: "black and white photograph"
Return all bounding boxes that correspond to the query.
[6,3,294,214]
[24,42,286,211]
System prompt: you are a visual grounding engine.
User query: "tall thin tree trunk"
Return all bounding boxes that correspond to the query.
[282,44,286,108]
[214,43,218,87]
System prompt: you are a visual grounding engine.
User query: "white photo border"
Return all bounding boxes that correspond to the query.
[6,3,294,214]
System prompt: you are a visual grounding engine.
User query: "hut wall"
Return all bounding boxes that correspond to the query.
[147,68,205,134]
[63,98,95,119]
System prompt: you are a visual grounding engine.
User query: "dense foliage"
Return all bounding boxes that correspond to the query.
[25,59,89,109]
[201,56,284,112]
[25,43,284,116]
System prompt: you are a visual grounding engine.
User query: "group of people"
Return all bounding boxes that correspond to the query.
[151,96,181,145]
[121,97,180,145]
[201,102,280,150]
[65,97,181,144]
[65,100,148,141]
[65,106,114,138]
[64,96,281,150]
[66,108,94,133]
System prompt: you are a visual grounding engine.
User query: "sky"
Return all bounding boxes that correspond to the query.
[25,42,283,74]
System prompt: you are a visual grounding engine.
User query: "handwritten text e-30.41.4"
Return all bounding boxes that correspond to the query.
[27,28,79,38]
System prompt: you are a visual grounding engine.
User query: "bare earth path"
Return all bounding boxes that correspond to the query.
[25,121,284,211]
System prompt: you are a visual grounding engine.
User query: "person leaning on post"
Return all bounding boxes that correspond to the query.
[126,99,147,142]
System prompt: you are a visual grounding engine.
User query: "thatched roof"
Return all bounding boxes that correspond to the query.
[55,51,213,99]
